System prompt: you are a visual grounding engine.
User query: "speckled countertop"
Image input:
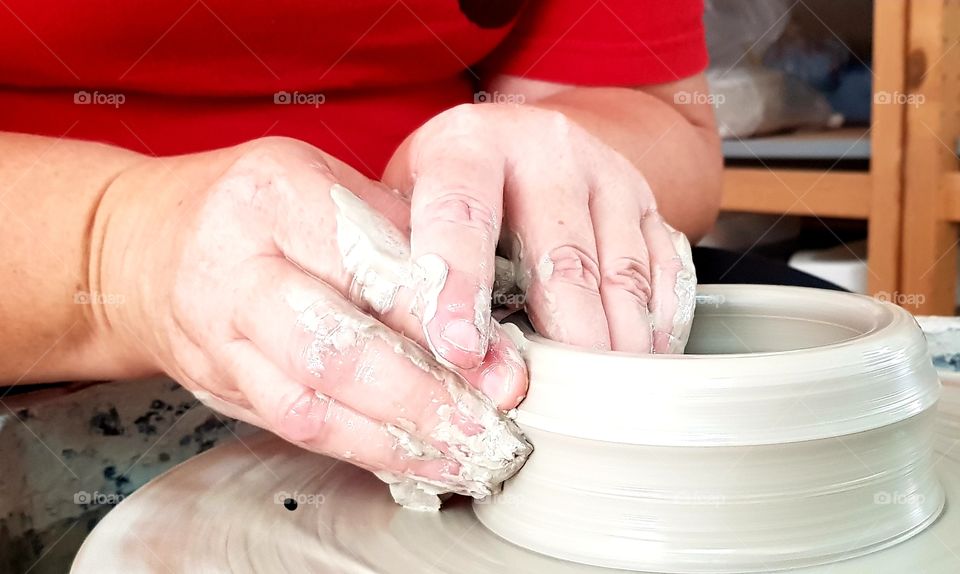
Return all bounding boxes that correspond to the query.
[916,317,960,374]
[0,377,254,573]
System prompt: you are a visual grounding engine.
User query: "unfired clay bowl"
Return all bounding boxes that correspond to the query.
[476,285,944,573]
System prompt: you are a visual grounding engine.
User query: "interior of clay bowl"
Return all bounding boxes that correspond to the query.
[477,284,944,573]
[683,289,873,353]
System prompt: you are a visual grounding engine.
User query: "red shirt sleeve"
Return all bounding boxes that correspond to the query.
[484,0,708,86]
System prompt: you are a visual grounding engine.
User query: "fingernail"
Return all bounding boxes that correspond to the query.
[480,363,515,406]
[440,319,483,354]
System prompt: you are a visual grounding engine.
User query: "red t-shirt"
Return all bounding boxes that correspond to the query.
[0,0,706,177]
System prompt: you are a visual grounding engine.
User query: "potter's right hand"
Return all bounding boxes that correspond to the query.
[383,105,697,357]
[99,137,529,495]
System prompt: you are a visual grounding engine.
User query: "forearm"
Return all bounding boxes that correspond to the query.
[0,133,154,383]
[488,78,723,241]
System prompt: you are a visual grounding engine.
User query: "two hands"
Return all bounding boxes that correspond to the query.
[101,103,695,503]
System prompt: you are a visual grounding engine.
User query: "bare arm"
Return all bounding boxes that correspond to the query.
[0,133,154,382]
[1,133,532,497]
[486,73,723,241]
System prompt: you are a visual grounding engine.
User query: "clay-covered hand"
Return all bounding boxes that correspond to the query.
[100,137,529,505]
[384,104,696,355]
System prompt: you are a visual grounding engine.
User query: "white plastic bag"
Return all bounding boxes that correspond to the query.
[708,67,842,139]
[704,0,843,138]
[705,0,792,69]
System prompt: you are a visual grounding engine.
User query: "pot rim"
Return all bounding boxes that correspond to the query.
[510,284,941,446]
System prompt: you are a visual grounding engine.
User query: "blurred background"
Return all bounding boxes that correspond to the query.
[701,0,960,315]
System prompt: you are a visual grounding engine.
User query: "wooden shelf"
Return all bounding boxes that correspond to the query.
[722,127,872,161]
[721,168,872,219]
[716,0,906,299]
[940,173,960,222]
[716,1,906,301]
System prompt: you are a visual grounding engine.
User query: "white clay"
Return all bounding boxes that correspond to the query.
[662,221,696,353]
[331,184,452,345]
[295,286,530,509]
[330,183,412,314]
[325,184,531,508]
[477,285,946,572]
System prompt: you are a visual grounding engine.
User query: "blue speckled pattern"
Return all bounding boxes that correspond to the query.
[916,317,960,373]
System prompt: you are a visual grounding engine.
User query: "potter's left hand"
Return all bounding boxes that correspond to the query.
[384,104,696,356]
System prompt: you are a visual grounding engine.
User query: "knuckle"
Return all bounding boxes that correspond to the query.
[208,157,280,221]
[273,388,333,444]
[297,305,358,374]
[414,104,489,147]
[439,103,485,128]
[230,137,333,183]
[543,108,574,136]
[243,135,318,158]
[603,256,653,305]
[656,254,686,279]
[541,244,601,291]
[610,150,649,185]
[421,193,498,233]
[527,110,585,166]
[213,138,335,220]
[528,108,578,146]
[411,104,491,153]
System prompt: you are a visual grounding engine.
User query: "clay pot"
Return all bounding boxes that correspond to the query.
[475,285,944,573]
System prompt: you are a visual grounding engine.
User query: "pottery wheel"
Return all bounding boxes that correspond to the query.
[73,286,960,573]
[74,406,960,574]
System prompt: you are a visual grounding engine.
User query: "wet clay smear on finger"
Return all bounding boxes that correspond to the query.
[328,183,532,510]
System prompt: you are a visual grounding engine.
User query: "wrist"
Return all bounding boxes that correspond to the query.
[94,144,254,378]
[90,155,172,378]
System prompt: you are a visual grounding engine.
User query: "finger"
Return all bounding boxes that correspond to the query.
[589,170,655,353]
[503,176,610,350]
[217,340,459,481]
[331,187,527,407]
[233,256,476,443]
[232,256,529,481]
[642,212,697,354]
[249,153,520,390]
[468,321,528,409]
[406,134,506,370]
